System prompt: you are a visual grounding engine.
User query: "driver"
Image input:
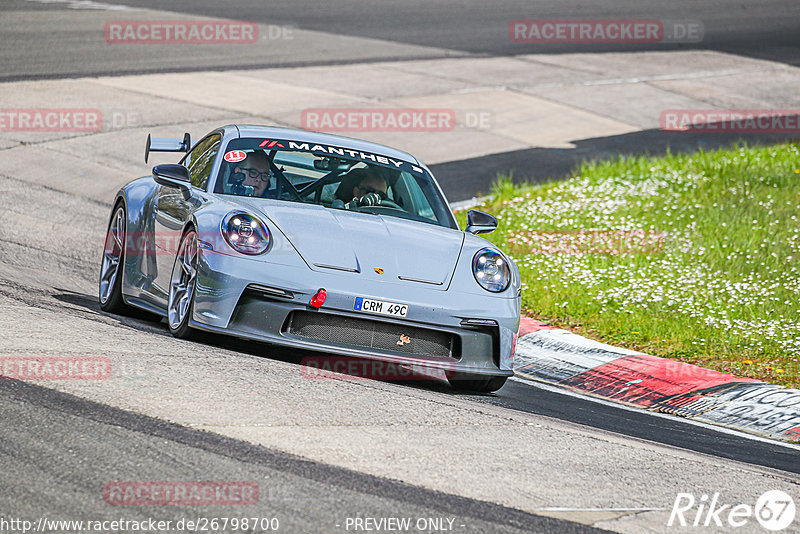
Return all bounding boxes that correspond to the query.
[352,170,387,201]
[235,151,273,197]
[340,168,389,210]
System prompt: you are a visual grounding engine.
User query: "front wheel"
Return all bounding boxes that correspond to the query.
[448,374,508,393]
[168,229,200,339]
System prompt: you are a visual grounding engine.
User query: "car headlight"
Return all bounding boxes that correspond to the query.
[222,211,270,255]
[472,248,511,292]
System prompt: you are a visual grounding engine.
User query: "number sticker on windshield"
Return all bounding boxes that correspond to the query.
[224,150,247,163]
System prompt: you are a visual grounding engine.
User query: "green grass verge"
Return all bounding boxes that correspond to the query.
[455,143,800,389]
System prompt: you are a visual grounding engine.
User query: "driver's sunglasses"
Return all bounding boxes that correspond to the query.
[238,167,271,181]
[360,185,387,199]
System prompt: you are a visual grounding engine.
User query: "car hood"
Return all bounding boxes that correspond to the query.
[240,200,464,289]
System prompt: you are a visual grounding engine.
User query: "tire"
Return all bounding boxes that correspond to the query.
[167,228,200,340]
[448,374,508,393]
[99,203,158,321]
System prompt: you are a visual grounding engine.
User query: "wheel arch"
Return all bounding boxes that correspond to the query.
[115,176,161,304]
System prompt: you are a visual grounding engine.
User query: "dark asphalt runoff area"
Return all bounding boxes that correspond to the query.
[96,0,800,65]
[3,0,798,81]
[433,129,800,203]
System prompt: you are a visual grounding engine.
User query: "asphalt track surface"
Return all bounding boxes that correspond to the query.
[25,280,800,476]
[8,282,800,478]
[0,378,599,534]
[2,2,800,532]
[19,0,789,470]
[0,274,796,531]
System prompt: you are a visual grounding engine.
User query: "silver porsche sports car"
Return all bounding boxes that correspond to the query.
[99,125,520,392]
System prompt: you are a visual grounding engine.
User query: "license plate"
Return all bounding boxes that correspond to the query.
[354,297,408,318]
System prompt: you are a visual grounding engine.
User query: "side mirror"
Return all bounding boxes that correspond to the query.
[466,209,497,235]
[153,164,192,200]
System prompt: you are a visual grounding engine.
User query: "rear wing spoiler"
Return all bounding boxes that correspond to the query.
[145,132,191,163]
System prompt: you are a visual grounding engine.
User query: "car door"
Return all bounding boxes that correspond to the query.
[151,134,221,304]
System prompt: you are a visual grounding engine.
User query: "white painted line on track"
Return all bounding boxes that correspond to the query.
[24,0,132,10]
[449,197,488,211]
[577,69,750,86]
[535,507,667,512]
[510,376,800,451]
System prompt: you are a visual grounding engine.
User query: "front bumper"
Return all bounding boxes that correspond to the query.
[191,250,520,377]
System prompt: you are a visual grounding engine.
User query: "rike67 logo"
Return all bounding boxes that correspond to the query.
[669,490,796,531]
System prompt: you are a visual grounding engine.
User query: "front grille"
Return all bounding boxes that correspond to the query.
[284,311,455,359]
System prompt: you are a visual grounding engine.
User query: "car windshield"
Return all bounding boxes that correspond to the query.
[214,138,456,229]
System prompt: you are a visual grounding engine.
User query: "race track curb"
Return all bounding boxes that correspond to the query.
[514,317,800,442]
